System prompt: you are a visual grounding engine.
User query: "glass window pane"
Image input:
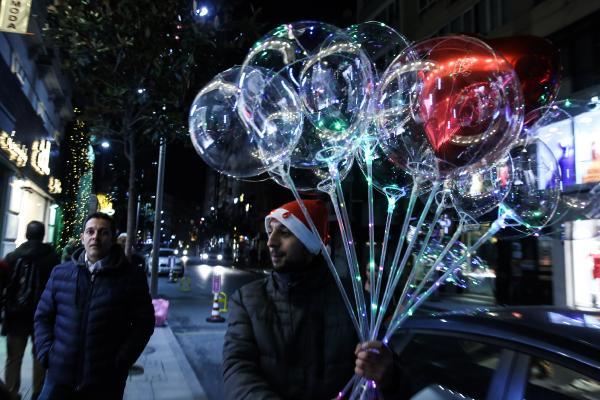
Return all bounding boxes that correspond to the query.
[396,334,503,399]
[525,357,600,399]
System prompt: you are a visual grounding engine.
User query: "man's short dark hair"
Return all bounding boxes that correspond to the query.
[83,212,116,237]
[26,221,45,241]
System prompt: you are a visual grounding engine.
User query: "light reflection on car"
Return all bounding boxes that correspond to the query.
[391,306,600,400]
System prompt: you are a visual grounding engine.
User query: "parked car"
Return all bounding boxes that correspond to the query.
[391,306,600,400]
[146,248,183,276]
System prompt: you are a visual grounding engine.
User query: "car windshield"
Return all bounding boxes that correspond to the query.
[159,250,173,257]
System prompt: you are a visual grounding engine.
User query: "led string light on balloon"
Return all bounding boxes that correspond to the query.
[187,20,570,400]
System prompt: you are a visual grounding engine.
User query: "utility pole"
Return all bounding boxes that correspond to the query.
[151,138,166,298]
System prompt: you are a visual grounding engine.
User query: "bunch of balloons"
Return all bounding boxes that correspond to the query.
[189,20,596,398]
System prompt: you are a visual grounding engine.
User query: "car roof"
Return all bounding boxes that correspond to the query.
[398,306,600,370]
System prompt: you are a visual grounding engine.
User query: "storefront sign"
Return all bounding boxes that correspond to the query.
[97,193,115,215]
[0,0,32,34]
[31,139,51,175]
[0,130,28,167]
[48,177,62,194]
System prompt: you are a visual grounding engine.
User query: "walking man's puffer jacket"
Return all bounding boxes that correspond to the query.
[34,245,155,390]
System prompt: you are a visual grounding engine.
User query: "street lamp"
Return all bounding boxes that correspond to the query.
[101,141,110,149]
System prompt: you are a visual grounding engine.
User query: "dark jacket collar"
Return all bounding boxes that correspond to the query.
[271,255,331,293]
[72,245,129,272]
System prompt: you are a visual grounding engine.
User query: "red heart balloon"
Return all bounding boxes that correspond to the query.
[486,35,561,120]
[416,36,522,174]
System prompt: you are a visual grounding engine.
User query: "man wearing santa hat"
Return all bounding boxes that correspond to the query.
[222,199,401,399]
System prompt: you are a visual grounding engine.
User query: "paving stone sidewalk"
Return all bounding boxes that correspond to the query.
[0,326,208,400]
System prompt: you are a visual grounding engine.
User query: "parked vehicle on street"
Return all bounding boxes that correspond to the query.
[392,306,600,400]
[146,248,183,276]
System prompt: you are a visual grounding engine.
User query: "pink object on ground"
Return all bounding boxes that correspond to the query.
[152,298,170,326]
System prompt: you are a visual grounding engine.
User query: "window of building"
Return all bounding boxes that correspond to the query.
[473,0,507,34]
[10,53,26,85]
[418,0,436,14]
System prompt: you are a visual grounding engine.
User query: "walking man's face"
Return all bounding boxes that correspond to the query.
[81,218,113,263]
[267,220,313,272]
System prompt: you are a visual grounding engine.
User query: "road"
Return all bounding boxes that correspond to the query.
[154,260,263,399]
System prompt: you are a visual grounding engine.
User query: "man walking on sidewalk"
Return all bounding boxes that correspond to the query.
[223,200,399,400]
[1,221,60,400]
[34,212,155,400]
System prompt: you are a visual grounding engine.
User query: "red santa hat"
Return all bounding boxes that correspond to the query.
[264,199,329,255]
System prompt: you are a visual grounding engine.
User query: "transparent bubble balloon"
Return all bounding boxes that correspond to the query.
[503,138,561,233]
[524,100,600,226]
[189,68,264,177]
[242,21,343,87]
[189,67,302,178]
[299,32,374,155]
[378,35,524,178]
[237,66,304,167]
[356,139,434,197]
[269,153,354,193]
[376,49,432,177]
[450,155,513,219]
[345,21,412,80]
[417,238,491,289]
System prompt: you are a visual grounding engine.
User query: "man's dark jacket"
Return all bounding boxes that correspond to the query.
[33,245,155,390]
[2,240,60,336]
[222,258,358,400]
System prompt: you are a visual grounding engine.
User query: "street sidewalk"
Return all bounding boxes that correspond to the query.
[0,326,208,400]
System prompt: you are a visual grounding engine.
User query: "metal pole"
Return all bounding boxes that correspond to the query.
[151,138,166,298]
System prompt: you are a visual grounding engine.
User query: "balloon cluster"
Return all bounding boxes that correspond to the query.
[189,20,594,399]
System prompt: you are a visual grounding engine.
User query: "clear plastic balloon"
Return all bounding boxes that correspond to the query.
[416,237,491,289]
[189,67,300,178]
[378,35,524,178]
[189,68,265,178]
[237,66,304,166]
[270,153,354,192]
[241,21,342,86]
[524,100,600,226]
[503,138,561,232]
[299,31,374,154]
[356,139,433,197]
[450,155,513,219]
[345,21,412,80]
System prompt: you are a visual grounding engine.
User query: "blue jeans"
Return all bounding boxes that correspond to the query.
[37,376,126,400]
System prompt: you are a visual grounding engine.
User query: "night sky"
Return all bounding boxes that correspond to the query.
[163,0,355,204]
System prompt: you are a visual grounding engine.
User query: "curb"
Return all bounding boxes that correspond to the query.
[163,325,209,400]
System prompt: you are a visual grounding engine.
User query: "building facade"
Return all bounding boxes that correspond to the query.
[0,2,72,256]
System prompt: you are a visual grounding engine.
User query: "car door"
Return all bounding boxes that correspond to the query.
[392,330,516,400]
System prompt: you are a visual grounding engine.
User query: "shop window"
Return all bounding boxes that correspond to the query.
[396,333,504,399]
[11,54,27,85]
[418,0,436,14]
[525,357,600,399]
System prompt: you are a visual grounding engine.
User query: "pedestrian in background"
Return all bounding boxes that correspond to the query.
[116,233,146,272]
[223,200,400,400]
[1,221,60,400]
[60,238,79,263]
[34,212,154,400]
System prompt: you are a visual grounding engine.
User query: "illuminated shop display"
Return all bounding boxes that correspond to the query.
[535,102,600,189]
[564,219,600,309]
